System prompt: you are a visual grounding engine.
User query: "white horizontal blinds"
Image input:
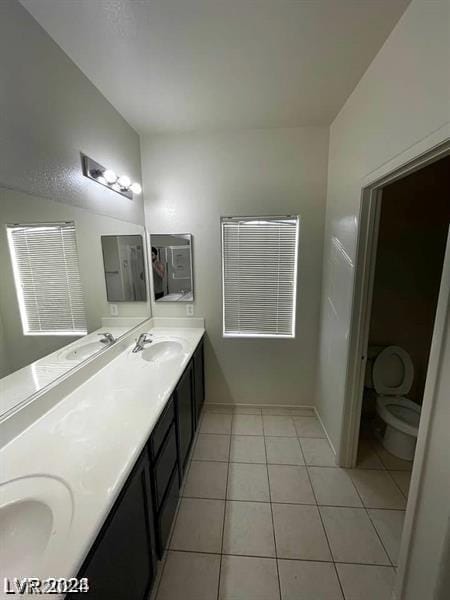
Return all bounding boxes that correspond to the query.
[222,216,299,337]
[7,222,87,335]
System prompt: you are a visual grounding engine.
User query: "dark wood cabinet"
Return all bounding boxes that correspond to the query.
[175,360,195,473]
[68,452,156,600]
[193,340,205,427]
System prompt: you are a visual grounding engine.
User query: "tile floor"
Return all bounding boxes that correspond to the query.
[153,405,412,600]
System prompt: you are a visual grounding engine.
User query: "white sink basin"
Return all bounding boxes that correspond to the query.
[141,340,184,363]
[60,341,103,361]
[0,476,73,579]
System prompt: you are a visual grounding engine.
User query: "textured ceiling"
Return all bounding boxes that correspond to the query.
[22,0,410,134]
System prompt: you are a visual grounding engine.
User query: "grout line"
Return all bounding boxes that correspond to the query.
[160,547,395,568]
[179,493,407,511]
[385,468,409,500]
[217,422,231,600]
[346,470,394,568]
[262,416,282,600]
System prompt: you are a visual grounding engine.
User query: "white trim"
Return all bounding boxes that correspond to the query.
[339,137,450,599]
[340,139,450,469]
[393,226,450,599]
[314,406,337,457]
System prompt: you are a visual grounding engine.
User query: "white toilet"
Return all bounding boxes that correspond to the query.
[372,345,421,461]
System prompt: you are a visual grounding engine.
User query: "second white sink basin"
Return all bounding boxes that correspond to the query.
[60,341,103,361]
[141,340,184,363]
[0,476,73,579]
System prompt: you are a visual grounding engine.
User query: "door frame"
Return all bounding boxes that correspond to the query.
[339,140,450,468]
[340,139,450,599]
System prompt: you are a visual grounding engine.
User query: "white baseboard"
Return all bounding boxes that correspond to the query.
[314,407,337,457]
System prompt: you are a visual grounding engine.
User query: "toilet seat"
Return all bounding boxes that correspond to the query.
[372,346,414,396]
[376,396,420,437]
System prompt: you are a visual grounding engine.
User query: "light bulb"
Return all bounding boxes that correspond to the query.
[97,175,107,185]
[130,182,142,195]
[103,169,117,184]
[117,175,131,189]
[111,183,121,192]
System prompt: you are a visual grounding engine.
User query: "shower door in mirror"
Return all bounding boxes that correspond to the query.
[150,234,193,302]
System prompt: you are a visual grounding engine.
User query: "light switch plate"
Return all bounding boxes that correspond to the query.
[186,304,194,316]
[109,304,119,316]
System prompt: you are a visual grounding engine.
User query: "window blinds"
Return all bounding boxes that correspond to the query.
[221,216,299,338]
[7,222,87,336]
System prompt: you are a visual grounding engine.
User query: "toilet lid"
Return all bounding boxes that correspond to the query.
[373,346,414,396]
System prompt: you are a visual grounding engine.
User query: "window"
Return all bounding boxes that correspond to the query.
[221,215,299,338]
[7,222,87,336]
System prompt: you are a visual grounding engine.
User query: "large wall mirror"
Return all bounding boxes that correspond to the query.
[0,187,150,419]
[150,234,194,302]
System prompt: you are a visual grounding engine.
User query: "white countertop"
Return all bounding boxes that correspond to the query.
[0,321,204,598]
[0,325,137,420]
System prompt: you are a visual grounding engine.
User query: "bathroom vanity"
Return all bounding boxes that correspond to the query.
[0,319,205,600]
[70,336,205,600]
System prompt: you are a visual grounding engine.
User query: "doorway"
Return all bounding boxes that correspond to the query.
[339,143,449,596]
[356,153,449,472]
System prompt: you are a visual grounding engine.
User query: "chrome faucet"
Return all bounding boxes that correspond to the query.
[98,332,116,345]
[132,333,152,353]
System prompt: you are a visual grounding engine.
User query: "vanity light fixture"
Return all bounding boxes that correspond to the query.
[81,154,142,199]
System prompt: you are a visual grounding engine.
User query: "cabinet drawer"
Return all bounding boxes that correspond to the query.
[150,396,175,458]
[153,423,178,509]
[157,466,179,557]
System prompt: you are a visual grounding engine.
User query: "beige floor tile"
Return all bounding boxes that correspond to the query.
[349,469,406,509]
[230,435,266,463]
[183,461,228,499]
[156,551,220,600]
[193,434,230,462]
[320,506,390,565]
[233,406,262,414]
[227,462,270,501]
[389,470,411,497]
[357,439,385,469]
[308,467,362,507]
[219,555,280,600]
[373,442,413,471]
[170,498,225,553]
[263,415,297,437]
[293,416,326,438]
[278,560,343,600]
[222,500,276,557]
[272,503,331,561]
[232,414,264,435]
[261,407,294,416]
[204,404,234,414]
[265,437,305,465]
[336,564,396,600]
[268,465,315,504]
[300,438,336,467]
[289,407,315,417]
[368,509,405,565]
[200,412,232,434]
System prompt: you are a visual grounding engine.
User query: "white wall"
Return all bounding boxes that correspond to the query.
[0,0,144,226]
[316,0,450,450]
[142,127,329,406]
[0,188,149,374]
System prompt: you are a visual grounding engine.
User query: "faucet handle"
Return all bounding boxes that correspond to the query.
[98,332,116,343]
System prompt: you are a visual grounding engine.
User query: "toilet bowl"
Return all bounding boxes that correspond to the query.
[373,346,421,461]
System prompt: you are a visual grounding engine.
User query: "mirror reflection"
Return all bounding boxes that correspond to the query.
[150,234,193,302]
[101,235,147,302]
[0,187,150,418]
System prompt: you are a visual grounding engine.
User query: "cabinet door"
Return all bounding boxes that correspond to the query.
[69,453,156,600]
[175,361,194,471]
[193,339,205,426]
